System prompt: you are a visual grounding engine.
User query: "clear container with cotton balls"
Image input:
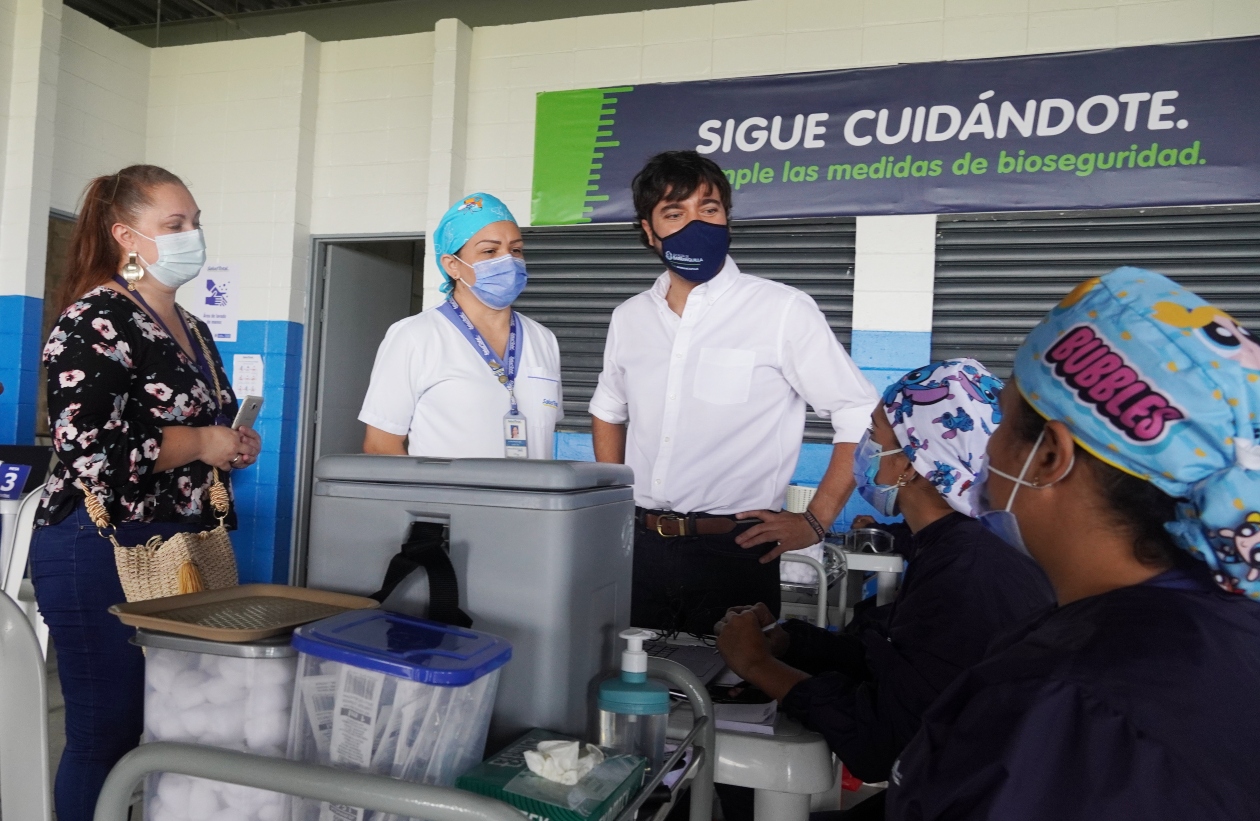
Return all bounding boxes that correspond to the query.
[597,629,670,775]
[135,629,297,821]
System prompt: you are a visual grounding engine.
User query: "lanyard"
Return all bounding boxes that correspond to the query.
[113,276,223,418]
[438,298,522,414]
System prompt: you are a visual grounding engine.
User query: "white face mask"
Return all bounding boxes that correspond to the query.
[973,428,1075,554]
[132,227,207,288]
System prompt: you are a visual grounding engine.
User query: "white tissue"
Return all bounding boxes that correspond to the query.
[523,740,606,786]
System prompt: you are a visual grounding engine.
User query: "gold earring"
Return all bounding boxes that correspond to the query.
[121,252,143,289]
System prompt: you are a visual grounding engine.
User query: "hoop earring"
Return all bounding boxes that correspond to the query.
[121,252,143,289]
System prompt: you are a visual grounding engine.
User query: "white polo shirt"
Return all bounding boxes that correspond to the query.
[359,306,563,459]
[589,257,878,514]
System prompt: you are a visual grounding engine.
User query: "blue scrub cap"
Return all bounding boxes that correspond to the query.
[1015,267,1260,598]
[881,359,1004,517]
[433,193,518,295]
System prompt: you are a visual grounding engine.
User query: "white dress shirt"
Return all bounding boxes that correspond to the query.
[360,306,563,459]
[589,256,877,514]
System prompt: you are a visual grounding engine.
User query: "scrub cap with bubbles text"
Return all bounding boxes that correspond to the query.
[1014,267,1260,597]
[433,193,518,295]
[880,358,1005,517]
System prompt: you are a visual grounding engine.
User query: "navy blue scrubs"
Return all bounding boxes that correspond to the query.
[779,512,1056,783]
[887,557,1260,821]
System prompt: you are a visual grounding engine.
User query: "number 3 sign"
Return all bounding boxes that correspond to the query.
[0,463,32,500]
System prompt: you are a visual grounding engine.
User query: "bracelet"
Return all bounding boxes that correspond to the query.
[802,509,827,542]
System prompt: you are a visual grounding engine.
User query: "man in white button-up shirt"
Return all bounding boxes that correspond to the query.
[590,151,879,635]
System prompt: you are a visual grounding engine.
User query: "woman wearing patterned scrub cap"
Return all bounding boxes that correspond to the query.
[714,359,1054,814]
[888,268,1260,821]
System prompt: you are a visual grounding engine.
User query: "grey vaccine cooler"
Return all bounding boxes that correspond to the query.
[306,455,635,746]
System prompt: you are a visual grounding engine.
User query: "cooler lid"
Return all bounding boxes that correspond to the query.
[291,610,511,686]
[314,454,633,492]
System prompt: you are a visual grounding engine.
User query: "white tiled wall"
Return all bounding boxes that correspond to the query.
[147,33,320,324]
[310,32,435,236]
[854,215,937,333]
[463,0,1260,226]
[50,8,148,215]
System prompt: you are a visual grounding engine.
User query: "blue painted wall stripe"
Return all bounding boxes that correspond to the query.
[849,329,932,370]
[216,319,303,584]
[0,295,44,445]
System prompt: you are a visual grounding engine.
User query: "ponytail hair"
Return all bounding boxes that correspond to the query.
[57,165,185,313]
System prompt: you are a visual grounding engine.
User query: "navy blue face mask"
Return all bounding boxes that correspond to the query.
[656,219,730,283]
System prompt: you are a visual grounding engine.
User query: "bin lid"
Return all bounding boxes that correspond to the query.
[292,610,511,686]
[133,628,297,658]
[314,455,633,492]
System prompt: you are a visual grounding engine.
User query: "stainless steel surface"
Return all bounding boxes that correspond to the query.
[132,628,297,658]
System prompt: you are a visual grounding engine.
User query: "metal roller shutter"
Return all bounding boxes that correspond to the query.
[932,206,1260,377]
[516,218,856,442]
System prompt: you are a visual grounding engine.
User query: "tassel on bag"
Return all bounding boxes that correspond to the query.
[177,560,206,595]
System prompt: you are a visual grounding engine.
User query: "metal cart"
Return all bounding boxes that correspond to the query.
[94,657,715,821]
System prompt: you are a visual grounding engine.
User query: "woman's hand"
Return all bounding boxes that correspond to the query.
[230,427,262,469]
[715,605,810,701]
[734,509,822,562]
[198,425,240,470]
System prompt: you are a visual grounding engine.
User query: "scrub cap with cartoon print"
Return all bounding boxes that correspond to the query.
[433,193,518,295]
[1014,267,1260,597]
[881,359,1005,517]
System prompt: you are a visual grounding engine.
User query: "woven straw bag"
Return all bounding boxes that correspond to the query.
[80,311,239,602]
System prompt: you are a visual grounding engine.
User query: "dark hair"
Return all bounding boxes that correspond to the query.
[58,165,186,313]
[1010,392,1180,567]
[631,150,732,248]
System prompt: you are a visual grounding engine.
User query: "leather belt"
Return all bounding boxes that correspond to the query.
[638,510,740,538]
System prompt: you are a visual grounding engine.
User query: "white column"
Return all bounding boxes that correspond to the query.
[850,214,938,390]
[0,0,60,299]
[423,16,473,308]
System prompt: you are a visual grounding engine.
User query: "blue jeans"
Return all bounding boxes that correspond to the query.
[30,504,199,821]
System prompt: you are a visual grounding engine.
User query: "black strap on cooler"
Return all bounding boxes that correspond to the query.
[370,521,473,628]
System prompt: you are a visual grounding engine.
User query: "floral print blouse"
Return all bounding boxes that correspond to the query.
[36,286,239,529]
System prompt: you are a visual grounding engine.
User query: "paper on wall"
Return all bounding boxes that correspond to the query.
[232,354,264,398]
[187,263,239,342]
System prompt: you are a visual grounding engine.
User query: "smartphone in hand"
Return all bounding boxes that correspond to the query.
[231,395,264,430]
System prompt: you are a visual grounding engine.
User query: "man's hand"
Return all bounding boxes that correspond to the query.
[734,509,821,562]
[850,515,877,530]
[715,603,789,658]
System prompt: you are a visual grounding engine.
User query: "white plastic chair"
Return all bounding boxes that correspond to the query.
[2,484,49,658]
[0,589,53,821]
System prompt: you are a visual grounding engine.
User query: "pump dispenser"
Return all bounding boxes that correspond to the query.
[597,629,670,773]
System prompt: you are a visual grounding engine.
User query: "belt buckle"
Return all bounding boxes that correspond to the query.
[656,514,687,538]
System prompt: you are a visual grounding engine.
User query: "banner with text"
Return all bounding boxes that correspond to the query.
[531,37,1260,224]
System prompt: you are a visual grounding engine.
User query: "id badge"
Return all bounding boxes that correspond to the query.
[504,411,528,459]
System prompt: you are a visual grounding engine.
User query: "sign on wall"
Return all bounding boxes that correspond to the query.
[187,262,239,342]
[531,37,1260,224]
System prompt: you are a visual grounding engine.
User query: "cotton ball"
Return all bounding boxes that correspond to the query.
[181,704,213,738]
[205,808,249,821]
[187,778,222,821]
[157,712,188,742]
[146,692,173,738]
[172,671,210,710]
[203,677,248,706]
[253,743,286,760]
[217,657,253,686]
[245,712,288,751]
[246,684,290,717]
[199,654,222,674]
[221,783,269,812]
[257,803,281,821]
[254,660,295,687]
[206,704,246,745]
[147,652,183,695]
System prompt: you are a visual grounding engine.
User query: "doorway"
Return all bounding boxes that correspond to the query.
[292,235,424,584]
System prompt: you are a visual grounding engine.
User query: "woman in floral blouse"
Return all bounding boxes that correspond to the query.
[31,165,262,821]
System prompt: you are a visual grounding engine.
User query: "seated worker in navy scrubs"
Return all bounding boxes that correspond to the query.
[714,359,1056,819]
[887,268,1260,821]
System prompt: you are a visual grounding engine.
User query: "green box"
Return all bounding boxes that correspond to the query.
[456,730,646,821]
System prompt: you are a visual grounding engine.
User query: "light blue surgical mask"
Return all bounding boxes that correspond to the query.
[452,253,528,310]
[973,428,1074,555]
[132,226,207,288]
[853,430,907,517]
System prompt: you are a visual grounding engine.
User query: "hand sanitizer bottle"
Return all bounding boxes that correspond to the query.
[597,629,670,774]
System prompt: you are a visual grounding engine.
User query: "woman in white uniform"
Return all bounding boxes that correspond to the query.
[359,193,563,458]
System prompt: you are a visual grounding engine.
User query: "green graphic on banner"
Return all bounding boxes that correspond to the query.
[531,86,631,225]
